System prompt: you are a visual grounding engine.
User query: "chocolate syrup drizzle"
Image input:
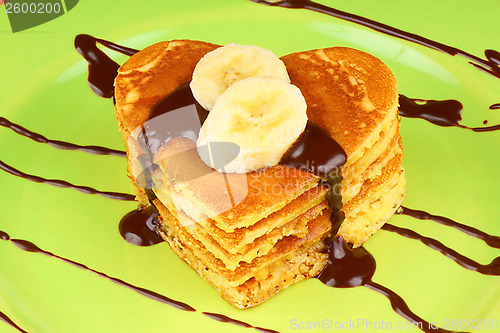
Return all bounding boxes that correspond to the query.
[139,82,209,156]
[0,229,281,333]
[1,34,499,332]
[74,34,138,99]
[280,122,346,178]
[0,36,135,211]
[0,117,126,157]
[0,159,135,201]
[0,230,194,311]
[250,0,500,132]
[398,206,500,249]
[119,207,164,246]
[249,0,500,79]
[380,206,500,276]
[363,281,460,333]
[317,237,459,333]
[0,310,27,333]
[399,96,500,132]
[490,103,500,110]
[202,313,279,333]
[383,223,500,275]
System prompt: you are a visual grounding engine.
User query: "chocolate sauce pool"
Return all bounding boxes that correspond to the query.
[1,34,499,332]
[138,82,208,156]
[119,207,164,246]
[280,122,346,178]
[74,34,138,99]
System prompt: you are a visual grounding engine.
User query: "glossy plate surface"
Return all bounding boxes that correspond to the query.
[1,1,499,332]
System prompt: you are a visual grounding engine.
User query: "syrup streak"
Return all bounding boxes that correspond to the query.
[364,281,461,333]
[0,230,279,332]
[398,206,500,249]
[74,34,138,99]
[0,117,126,157]
[317,237,458,333]
[249,0,500,79]
[250,1,500,131]
[0,159,135,201]
[202,313,279,333]
[398,96,500,132]
[382,224,500,276]
[0,310,27,333]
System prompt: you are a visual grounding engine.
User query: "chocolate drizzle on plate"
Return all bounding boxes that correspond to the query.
[0,310,27,333]
[250,0,500,132]
[490,103,500,110]
[398,206,500,249]
[363,281,460,333]
[381,206,500,276]
[0,159,135,201]
[249,0,500,80]
[0,230,279,332]
[119,207,164,246]
[398,95,500,132]
[0,230,9,241]
[202,313,280,333]
[0,230,195,312]
[0,37,135,206]
[317,236,459,333]
[0,116,126,157]
[383,223,500,275]
[398,95,463,127]
[74,34,138,99]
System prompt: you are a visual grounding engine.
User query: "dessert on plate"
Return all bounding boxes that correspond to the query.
[113,40,405,308]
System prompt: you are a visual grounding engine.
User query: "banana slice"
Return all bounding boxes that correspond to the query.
[190,43,290,110]
[197,76,307,173]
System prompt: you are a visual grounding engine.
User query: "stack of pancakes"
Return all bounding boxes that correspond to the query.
[114,40,405,308]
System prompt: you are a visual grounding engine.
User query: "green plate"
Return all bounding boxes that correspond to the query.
[1,1,499,332]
